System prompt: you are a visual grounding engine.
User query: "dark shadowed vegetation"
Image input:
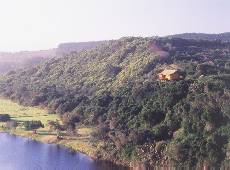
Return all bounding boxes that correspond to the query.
[0,114,10,122]
[23,120,44,130]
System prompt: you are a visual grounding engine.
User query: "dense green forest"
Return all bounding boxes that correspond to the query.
[1,37,230,166]
[168,32,230,42]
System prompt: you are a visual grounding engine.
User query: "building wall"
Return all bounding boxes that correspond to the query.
[158,72,182,80]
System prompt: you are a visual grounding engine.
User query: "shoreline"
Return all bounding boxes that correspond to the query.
[0,127,98,159]
[0,98,98,160]
[0,128,131,168]
[0,130,95,158]
[0,131,131,169]
[0,98,134,168]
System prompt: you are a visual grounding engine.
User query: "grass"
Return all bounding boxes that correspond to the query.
[0,98,98,157]
[0,98,57,124]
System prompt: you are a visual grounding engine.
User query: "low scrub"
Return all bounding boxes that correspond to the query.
[24,120,44,130]
[0,114,10,122]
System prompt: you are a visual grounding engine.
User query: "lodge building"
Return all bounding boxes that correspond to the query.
[158,69,184,81]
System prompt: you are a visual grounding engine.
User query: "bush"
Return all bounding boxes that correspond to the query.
[48,120,62,131]
[23,120,44,130]
[120,145,137,160]
[0,114,10,122]
[5,120,18,129]
[92,123,109,140]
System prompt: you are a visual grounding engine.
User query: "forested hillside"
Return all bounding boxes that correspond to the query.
[1,37,230,166]
[168,32,230,42]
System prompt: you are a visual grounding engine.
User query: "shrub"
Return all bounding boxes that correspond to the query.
[92,124,109,140]
[48,120,62,131]
[0,114,10,122]
[23,120,44,130]
[120,145,137,160]
[5,120,18,129]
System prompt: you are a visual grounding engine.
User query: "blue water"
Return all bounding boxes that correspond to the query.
[0,133,127,170]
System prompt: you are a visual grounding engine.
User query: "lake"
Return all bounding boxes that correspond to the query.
[0,133,128,170]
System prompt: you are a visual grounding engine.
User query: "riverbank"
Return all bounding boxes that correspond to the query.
[0,98,99,158]
[0,133,129,170]
[0,98,142,168]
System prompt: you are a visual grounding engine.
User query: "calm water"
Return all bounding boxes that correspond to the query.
[0,133,128,170]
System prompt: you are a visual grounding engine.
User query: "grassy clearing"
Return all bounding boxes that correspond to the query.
[0,98,57,124]
[0,98,97,157]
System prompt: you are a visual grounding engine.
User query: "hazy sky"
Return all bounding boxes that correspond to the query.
[0,0,229,51]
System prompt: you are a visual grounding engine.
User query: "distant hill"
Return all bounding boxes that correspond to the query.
[0,49,56,74]
[0,41,104,74]
[56,41,105,55]
[168,32,230,42]
[2,34,230,75]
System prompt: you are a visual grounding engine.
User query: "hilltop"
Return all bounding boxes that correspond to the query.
[2,32,230,75]
[1,37,230,166]
[56,41,105,56]
[168,32,230,42]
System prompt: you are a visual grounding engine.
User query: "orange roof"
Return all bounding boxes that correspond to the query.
[159,69,178,75]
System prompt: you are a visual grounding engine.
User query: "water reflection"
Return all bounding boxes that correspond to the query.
[0,133,128,170]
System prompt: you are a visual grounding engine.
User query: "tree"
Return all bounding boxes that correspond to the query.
[24,120,44,130]
[5,120,18,129]
[0,114,10,122]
